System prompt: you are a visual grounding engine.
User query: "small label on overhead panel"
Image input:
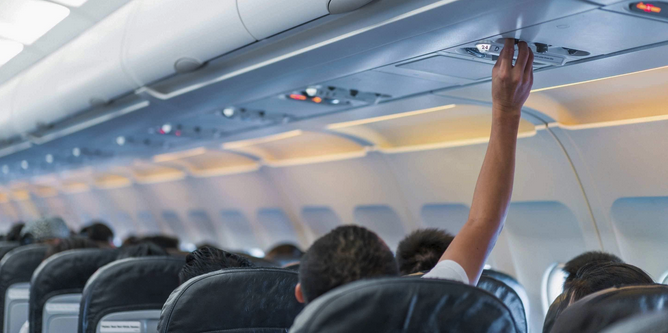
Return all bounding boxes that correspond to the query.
[533,54,566,66]
[99,321,141,333]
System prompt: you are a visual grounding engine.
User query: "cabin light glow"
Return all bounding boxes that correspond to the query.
[249,248,265,258]
[223,130,303,150]
[327,104,457,129]
[0,39,23,66]
[531,64,668,93]
[154,147,207,163]
[0,0,70,45]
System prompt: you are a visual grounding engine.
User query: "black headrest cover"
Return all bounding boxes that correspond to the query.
[551,284,668,333]
[601,310,668,333]
[29,249,118,333]
[542,292,570,333]
[290,278,518,333]
[79,256,184,333]
[0,245,47,329]
[478,276,527,333]
[159,268,303,333]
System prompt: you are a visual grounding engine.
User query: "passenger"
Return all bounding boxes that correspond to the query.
[396,228,455,275]
[296,39,534,303]
[117,242,168,259]
[567,262,653,304]
[140,235,180,253]
[44,237,99,259]
[265,243,304,267]
[178,246,255,285]
[20,217,70,245]
[563,251,623,290]
[79,221,115,248]
[5,222,24,242]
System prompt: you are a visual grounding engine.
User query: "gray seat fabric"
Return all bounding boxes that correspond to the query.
[28,249,118,333]
[289,277,519,333]
[542,292,569,333]
[551,284,668,333]
[601,310,668,333]
[0,245,47,333]
[158,268,303,333]
[78,257,184,333]
[478,275,528,333]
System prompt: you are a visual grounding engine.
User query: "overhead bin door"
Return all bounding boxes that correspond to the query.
[123,0,256,86]
[11,3,139,136]
[238,0,330,40]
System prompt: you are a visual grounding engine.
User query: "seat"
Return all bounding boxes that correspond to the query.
[478,275,528,333]
[551,284,668,333]
[28,249,117,333]
[0,245,47,333]
[542,292,569,333]
[601,310,668,333]
[78,257,184,333]
[158,268,304,333]
[0,243,19,261]
[289,277,519,333]
[482,270,530,319]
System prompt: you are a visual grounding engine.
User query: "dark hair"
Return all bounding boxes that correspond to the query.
[117,242,168,259]
[568,262,654,303]
[265,243,304,265]
[299,225,399,303]
[178,246,254,284]
[140,235,179,250]
[396,228,454,275]
[45,237,99,259]
[563,251,623,289]
[5,223,24,242]
[80,222,114,244]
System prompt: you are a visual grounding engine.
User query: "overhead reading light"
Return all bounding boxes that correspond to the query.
[161,123,173,134]
[0,0,70,45]
[1,165,8,174]
[222,107,235,118]
[20,160,28,170]
[50,0,88,7]
[45,154,54,164]
[305,87,319,97]
[0,39,23,66]
[72,147,81,157]
[116,136,126,146]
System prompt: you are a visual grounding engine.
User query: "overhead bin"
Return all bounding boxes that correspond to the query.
[237,0,330,40]
[122,0,256,86]
[11,2,139,137]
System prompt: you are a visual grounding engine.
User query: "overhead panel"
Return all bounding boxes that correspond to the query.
[123,0,256,86]
[237,0,330,40]
[154,148,259,177]
[11,2,139,136]
[123,161,186,184]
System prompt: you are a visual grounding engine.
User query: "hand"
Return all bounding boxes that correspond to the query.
[492,39,534,118]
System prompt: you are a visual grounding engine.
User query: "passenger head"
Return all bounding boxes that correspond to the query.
[117,242,168,259]
[296,225,399,304]
[265,243,304,267]
[80,221,115,248]
[20,217,70,245]
[396,228,454,275]
[44,237,99,259]
[178,246,255,285]
[5,222,24,242]
[140,235,179,251]
[563,251,623,289]
[567,262,653,304]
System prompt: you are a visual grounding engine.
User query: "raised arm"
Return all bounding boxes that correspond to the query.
[439,39,534,285]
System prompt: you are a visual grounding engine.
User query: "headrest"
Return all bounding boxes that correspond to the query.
[601,310,668,333]
[79,256,184,333]
[158,268,303,333]
[551,284,668,333]
[482,270,530,311]
[0,242,19,260]
[0,245,47,329]
[542,292,570,333]
[478,275,527,333]
[29,249,118,333]
[290,278,518,333]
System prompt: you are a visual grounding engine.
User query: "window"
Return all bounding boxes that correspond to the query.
[256,208,298,248]
[301,207,341,238]
[188,210,219,246]
[137,211,161,234]
[420,203,469,233]
[161,211,190,242]
[354,205,406,251]
[660,270,668,284]
[220,210,260,251]
[541,263,567,315]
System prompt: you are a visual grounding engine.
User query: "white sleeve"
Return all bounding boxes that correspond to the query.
[421,260,469,284]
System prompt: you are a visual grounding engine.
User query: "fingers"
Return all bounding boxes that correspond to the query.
[496,38,515,69]
[524,50,534,81]
[515,42,530,72]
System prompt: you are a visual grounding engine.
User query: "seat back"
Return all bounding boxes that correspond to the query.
[542,292,569,333]
[28,249,117,333]
[78,257,184,333]
[289,278,519,333]
[0,243,19,261]
[0,245,47,333]
[601,310,668,333]
[478,275,527,333]
[158,268,304,333]
[551,284,668,333]
[482,270,530,322]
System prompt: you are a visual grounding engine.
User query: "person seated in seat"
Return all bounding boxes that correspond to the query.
[178,246,255,285]
[567,262,653,304]
[117,242,168,259]
[79,221,115,248]
[296,39,534,304]
[5,222,25,242]
[396,228,455,276]
[562,251,623,290]
[44,236,99,259]
[20,217,70,245]
[265,243,304,267]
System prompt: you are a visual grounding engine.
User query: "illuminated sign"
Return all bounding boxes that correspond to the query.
[629,2,668,18]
